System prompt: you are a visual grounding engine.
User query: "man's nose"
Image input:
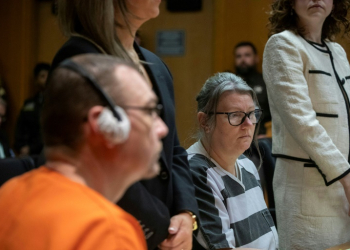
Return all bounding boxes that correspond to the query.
[156,117,168,139]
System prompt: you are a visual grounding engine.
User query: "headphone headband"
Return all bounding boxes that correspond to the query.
[58,59,122,121]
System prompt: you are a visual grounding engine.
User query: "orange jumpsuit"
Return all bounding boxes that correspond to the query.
[0,167,147,250]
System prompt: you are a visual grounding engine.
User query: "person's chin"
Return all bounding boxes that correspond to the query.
[152,10,160,18]
[142,162,161,180]
[149,6,160,18]
[238,138,253,149]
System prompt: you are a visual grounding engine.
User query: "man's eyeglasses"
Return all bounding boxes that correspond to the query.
[124,104,163,117]
[212,109,263,126]
[82,104,163,122]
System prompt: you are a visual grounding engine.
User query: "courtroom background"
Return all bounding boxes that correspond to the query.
[1,0,350,148]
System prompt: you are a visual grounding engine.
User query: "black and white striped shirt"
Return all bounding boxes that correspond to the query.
[188,141,278,250]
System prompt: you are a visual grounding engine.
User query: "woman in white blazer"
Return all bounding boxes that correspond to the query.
[263,0,350,249]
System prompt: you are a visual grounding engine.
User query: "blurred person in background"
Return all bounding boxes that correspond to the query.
[0,98,12,158]
[14,63,50,156]
[234,42,271,136]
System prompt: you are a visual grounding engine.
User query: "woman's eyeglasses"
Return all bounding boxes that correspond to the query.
[212,109,263,126]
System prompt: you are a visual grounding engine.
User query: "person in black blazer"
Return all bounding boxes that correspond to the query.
[0,98,12,158]
[0,130,11,158]
[51,1,199,249]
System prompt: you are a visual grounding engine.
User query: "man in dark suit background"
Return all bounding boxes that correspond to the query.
[0,98,12,158]
[14,63,50,156]
[234,42,271,136]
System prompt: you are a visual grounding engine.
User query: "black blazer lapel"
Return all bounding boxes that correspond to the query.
[134,44,173,170]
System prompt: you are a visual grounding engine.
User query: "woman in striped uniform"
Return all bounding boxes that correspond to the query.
[188,72,278,250]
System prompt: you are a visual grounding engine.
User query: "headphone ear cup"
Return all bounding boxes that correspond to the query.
[97,106,130,144]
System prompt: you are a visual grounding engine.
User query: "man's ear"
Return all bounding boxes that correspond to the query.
[197,112,210,133]
[85,106,117,149]
[86,106,105,134]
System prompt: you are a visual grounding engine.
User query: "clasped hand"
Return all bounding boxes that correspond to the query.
[158,213,193,250]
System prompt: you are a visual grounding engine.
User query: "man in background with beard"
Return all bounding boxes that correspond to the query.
[234,41,271,135]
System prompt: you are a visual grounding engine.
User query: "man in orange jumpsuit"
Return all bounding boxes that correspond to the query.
[0,54,168,250]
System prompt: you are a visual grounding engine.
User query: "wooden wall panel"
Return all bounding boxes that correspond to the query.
[6,0,350,150]
[141,1,214,147]
[0,0,38,144]
[213,0,271,73]
[213,0,350,73]
[37,2,66,63]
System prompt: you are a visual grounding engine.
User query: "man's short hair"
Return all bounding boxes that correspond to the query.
[41,54,137,151]
[34,63,51,78]
[234,41,257,55]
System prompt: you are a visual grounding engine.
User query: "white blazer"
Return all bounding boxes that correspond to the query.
[263,30,350,186]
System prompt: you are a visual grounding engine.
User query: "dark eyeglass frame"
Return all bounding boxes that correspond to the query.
[82,104,163,122]
[211,109,263,126]
[124,104,163,117]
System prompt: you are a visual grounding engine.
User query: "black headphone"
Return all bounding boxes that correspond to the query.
[58,59,131,144]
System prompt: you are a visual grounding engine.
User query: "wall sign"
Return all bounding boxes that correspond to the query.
[156,30,185,56]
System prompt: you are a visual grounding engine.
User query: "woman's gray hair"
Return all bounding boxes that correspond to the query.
[196,72,262,167]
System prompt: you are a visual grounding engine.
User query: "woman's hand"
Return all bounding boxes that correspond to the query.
[339,173,350,216]
[158,212,193,250]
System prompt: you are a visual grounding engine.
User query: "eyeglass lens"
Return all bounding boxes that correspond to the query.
[124,104,163,117]
[229,110,262,125]
[146,104,162,117]
[154,104,163,116]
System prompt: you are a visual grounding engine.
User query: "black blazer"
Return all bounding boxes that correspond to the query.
[51,37,199,249]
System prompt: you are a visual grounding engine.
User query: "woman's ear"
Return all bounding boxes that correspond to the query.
[197,112,210,133]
